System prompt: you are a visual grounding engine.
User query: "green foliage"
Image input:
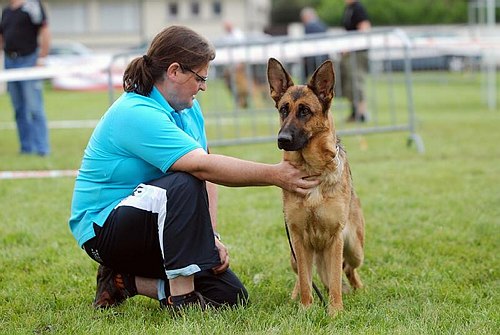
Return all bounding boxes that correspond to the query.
[273,0,471,27]
[363,0,469,26]
[0,72,499,333]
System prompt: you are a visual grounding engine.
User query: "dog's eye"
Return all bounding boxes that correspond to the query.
[279,105,289,118]
[297,105,311,119]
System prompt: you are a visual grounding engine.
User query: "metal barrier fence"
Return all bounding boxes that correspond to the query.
[108,28,425,153]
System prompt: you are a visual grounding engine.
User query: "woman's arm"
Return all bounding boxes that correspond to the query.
[206,181,218,231]
[170,148,319,195]
[206,180,229,274]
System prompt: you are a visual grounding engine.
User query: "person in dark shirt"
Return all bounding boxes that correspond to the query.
[300,7,329,80]
[0,0,51,155]
[340,0,371,122]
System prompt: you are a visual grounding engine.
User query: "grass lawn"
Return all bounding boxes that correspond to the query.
[0,72,499,334]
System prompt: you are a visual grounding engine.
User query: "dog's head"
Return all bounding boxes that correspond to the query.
[267,58,335,151]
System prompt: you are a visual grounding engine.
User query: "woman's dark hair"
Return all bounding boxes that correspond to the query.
[123,25,216,96]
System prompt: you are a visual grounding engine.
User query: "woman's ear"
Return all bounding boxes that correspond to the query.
[166,62,181,80]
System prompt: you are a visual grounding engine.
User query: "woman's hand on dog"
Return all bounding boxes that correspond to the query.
[276,160,320,196]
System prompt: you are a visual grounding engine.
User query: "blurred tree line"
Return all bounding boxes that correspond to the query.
[270,0,486,28]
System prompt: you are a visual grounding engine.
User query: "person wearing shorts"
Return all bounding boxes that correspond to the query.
[340,0,371,123]
[68,25,319,312]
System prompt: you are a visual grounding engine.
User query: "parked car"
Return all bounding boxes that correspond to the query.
[49,41,92,57]
[47,42,122,91]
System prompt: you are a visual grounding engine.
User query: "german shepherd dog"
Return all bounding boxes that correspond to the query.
[267,58,365,315]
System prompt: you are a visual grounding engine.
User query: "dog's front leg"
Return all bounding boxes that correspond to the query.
[323,233,344,315]
[291,233,314,308]
[290,253,300,300]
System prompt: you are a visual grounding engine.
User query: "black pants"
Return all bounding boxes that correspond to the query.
[83,172,248,306]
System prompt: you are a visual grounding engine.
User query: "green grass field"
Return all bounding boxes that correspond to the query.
[0,72,499,334]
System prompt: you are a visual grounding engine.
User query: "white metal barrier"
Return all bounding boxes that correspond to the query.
[0,28,426,153]
[197,28,425,152]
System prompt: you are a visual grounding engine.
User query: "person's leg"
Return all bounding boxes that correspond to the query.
[85,172,247,309]
[340,53,356,122]
[135,276,158,299]
[147,172,221,279]
[158,268,249,309]
[148,172,240,308]
[22,53,49,155]
[5,53,45,154]
[352,50,369,122]
[303,56,313,81]
[194,269,248,306]
[23,78,49,155]
[7,80,33,153]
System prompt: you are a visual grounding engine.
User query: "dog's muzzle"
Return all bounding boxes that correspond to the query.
[277,128,308,151]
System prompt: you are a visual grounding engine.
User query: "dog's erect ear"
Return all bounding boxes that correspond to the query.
[267,58,294,106]
[308,60,335,112]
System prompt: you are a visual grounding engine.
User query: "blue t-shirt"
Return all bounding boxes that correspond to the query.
[69,87,206,247]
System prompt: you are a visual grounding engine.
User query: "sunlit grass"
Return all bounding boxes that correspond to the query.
[0,71,498,334]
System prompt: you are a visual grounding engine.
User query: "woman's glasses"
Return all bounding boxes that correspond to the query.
[180,65,208,83]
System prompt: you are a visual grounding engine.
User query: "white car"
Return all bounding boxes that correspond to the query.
[47,42,123,91]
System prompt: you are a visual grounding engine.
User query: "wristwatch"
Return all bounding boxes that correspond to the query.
[214,232,221,241]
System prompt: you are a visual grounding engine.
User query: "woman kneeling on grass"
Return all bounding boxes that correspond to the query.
[68,25,319,311]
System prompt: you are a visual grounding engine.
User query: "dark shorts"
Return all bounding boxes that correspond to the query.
[83,172,248,305]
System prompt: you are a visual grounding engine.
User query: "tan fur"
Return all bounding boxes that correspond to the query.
[267,58,365,316]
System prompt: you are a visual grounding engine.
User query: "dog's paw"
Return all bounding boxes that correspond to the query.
[328,303,343,317]
[342,280,352,294]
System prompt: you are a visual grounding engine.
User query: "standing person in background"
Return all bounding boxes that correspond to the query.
[300,7,329,80]
[340,0,371,123]
[0,0,51,156]
[221,20,250,109]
